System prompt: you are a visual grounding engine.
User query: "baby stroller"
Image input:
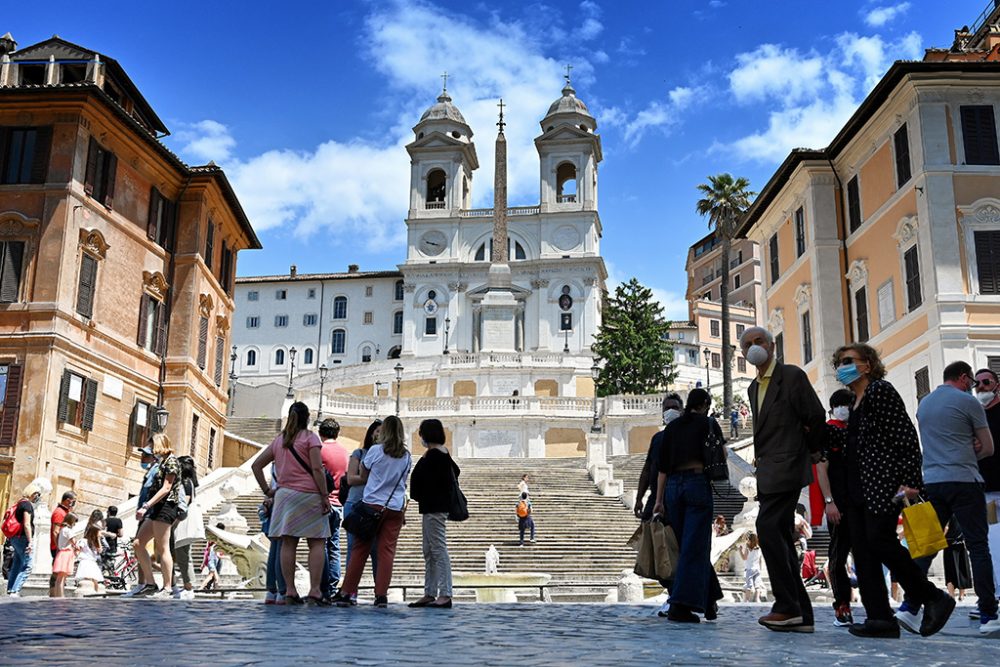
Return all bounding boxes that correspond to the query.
[801,550,828,588]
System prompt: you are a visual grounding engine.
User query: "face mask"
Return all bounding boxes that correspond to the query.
[831,406,850,421]
[141,461,152,470]
[745,344,769,366]
[836,363,862,386]
[977,391,995,406]
[663,409,682,425]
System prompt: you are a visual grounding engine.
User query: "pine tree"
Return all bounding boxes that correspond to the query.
[592,277,674,397]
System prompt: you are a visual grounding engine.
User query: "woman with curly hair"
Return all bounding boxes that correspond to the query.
[831,343,953,638]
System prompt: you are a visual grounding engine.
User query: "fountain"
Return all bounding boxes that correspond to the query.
[452,545,551,602]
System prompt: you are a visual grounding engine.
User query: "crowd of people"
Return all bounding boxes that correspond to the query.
[634,325,1000,639]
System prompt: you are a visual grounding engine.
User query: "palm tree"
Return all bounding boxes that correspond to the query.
[695,173,754,421]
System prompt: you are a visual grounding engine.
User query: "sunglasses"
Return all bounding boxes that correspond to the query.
[966,375,980,389]
[978,378,995,387]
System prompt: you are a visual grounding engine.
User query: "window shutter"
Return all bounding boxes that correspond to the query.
[847,176,861,233]
[127,401,138,449]
[893,124,911,187]
[228,249,237,294]
[102,152,117,209]
[855,287,869,342]
[205,222,215,270]
[84,137,99,195]
[76,253,98,318]
[904,246,922,310]
[0,241,24,303]
[147,188,161,241]
[961,106,1000,165]
[81,377,98,431]
[57,371,70,423]
[155,302,168,356]
[161,198,176,252]
[214,336,225,386]
[0,364,24,445]
[975,230,1000,295]
[197,316,208,369]
[208,428,216,468]
[190,414,199,457]
[137,293,150,347]
[27,126,53,184]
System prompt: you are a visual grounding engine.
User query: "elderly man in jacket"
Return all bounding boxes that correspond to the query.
[741,326,826,633]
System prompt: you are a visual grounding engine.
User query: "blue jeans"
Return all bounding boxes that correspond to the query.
[6,535,33,594]
[518,517,536,543]
[266,536,286,595]
[343,498,377,579]
[907,481,998,616]
[320,505,343,597]
[665,470,714,612]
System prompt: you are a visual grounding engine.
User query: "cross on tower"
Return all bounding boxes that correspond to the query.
[564,63,573,83]
[497,98,506,132]
[440,71,449,92]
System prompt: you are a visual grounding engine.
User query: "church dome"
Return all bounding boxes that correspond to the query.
[544,82,593,119]
[419,91,468,125]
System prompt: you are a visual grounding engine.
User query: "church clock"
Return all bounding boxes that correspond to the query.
[418,230,448,256]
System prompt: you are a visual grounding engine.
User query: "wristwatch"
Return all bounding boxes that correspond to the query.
[824,496,833,505]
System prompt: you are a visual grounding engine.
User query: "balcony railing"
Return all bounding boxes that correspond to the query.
[459,206,540,218]
[446,351,568,367]
[556,194,577,203]
[425,201,446,210]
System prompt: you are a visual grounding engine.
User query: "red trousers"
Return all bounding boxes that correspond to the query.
[341,506,404,596]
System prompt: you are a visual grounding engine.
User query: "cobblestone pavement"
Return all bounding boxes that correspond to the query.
[0,599,997,666]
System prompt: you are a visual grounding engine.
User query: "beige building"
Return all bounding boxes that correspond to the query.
[737,21,1000,414]
[0,35,259,514]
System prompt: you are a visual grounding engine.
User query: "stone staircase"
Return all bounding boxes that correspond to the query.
[195,456,641,598]
[225,418,281,446]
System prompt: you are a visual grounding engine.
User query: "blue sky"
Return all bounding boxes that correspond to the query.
[7,0,982,318]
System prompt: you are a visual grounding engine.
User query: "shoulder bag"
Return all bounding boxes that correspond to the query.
[343,453,411,541]
[448,459,469,522]
[703,422,729,481]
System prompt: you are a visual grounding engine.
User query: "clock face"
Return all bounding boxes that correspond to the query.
[419,230,448,257]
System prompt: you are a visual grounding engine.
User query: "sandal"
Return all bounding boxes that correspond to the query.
[283,594,304,605]
[305,595,331,607]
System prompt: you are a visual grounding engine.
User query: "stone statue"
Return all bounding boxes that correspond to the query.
[485,544,500,574]
[210,480,249,534]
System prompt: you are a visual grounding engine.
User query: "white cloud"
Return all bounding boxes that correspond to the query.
[721,30,924,162]
[180,2,604,245]
[605,261,689,321]
[173,120,236,163]
[619,85,704,147]
[728,44,825,104]
[863,2,911,27]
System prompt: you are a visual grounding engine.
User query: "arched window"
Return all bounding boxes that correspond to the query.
[333,296,348,319]
[394,280,404,301]
[362,345,372,363]
[274,349,285,366]
[474,239,526,261]
[246,349,257,367]
[393,310,403,335]
[303,348,314,365]
[426,169,446,205]
[388,345,401,359]
[331,329,346,355]
[556,162,577,203]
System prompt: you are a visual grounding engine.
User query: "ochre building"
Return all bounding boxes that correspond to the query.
[0,34,259,513]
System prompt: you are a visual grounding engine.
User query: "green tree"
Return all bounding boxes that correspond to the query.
[592,278,674,397]
[696,173,754,418]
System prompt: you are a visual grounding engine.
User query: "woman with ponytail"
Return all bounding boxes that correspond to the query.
[252,401,332,605]
[653,388,725,623]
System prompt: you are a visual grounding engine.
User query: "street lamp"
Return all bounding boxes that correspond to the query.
[394,363,404,416]
[228,345,238,417]
[563,326,570,354]
[286,347,297,398]
[153,406,169,433]
[443,316,451,355]
[703,348,711,389]
[316,364,329,423]
[590,361,601,433]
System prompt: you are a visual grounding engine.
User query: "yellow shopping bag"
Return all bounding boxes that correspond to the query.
[901,498,948,559]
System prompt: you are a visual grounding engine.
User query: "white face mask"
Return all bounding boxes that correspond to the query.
[663,409,682,425]
[976,391,996,406]
[745,344,770,366]
[831,406,850,421]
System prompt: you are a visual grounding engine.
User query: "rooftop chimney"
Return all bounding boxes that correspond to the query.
[0,33,16,56]
[348,264,359,273]
[289,264,297,277]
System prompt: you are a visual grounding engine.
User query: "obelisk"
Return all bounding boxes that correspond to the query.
[480,99,518,352]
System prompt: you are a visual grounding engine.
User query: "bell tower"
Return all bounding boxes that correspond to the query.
[405,80,478,216]
[534,72,602,213]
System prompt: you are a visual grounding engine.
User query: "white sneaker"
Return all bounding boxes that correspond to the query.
[151,588,173,599]
[980,614,1000,634]
[123,583,146,598]
[895,604,923,634]
[179,589,195,601]
[7,592,19,598]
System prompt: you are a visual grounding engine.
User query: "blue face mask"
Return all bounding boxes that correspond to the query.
[837,363,862,386]
[141,461,152,470]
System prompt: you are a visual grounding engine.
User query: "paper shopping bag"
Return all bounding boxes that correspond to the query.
[650,520,680,581]
[902,499,948,559]
[633,522,657,579]
[987,499,999,526]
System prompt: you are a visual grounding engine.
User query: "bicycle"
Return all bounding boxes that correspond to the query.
[102,544,139,591]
